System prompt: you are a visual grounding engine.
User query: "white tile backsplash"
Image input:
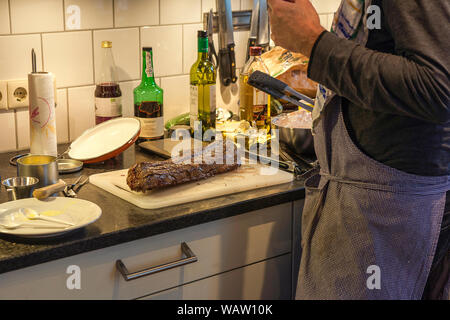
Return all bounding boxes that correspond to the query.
[119,80,140,117]
[93,28,140,82]
[160,75,190,122]
[65,0,113,30]
[202,0,240,13]
[160,0,201,25]
[141,25,183,77]
[0,0,341,150]
[0,110,16,152]
[10,0,64,34]
[56,88,69,143]
[42,31,93,88]
[0,34,42,80]
[183,23,204,74]
[16,109,29,149]
[0,0,10,35]
[310,0,341,14]
[114,0,159,28]
[67,85,95,140]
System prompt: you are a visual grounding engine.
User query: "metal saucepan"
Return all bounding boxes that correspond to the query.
[16,154,59,188]
[272,111,315,156]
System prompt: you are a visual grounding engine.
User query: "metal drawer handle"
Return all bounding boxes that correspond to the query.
[116,242,198,281]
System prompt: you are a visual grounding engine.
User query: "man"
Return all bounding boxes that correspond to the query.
[268,0,449,299]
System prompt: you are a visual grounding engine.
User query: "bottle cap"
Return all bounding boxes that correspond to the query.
[143,47,153,52]
[197,30,208,38]
[249,46,263,56]
[101,41,112,48]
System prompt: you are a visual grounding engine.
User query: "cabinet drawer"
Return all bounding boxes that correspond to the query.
[0,203,292,299]
[139,254,292,300]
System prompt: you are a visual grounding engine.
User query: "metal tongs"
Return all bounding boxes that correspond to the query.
[248,71,315,112]
[63,175,89,198]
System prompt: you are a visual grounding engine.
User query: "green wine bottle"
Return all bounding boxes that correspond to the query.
[134,47,164,142]
[190,30,217,134]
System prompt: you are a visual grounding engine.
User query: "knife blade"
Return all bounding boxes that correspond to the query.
[217,0,237,86]
[246,0,260,61]
[258,0,269,48]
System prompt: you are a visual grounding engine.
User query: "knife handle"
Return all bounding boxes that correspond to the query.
[218,44,237,86]
[246,38,257,62]
[33,179,66,200]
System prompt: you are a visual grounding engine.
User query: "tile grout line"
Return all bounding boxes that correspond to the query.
[112,0,115,28]
[62,0,66,31]
[91,30,96,85]
[13,109,18,150]
[65,88,71,142]
[40,33,44,71]
[7,0,12,34]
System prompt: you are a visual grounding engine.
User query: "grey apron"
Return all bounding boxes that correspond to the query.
[295,95,450,299]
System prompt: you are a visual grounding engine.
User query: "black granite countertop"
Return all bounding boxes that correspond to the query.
[0,144,305,275]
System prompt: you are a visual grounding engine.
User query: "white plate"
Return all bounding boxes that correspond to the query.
[68,117,140,162]
[0,197,102,238]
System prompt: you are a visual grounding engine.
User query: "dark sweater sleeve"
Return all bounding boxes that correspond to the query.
[308,1,450,124]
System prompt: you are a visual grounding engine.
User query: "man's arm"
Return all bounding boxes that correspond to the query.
[308,1,450,124]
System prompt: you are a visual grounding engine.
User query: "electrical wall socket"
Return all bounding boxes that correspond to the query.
[0,80,7,110]
[7,79,29,109]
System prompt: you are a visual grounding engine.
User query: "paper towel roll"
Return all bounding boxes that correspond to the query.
[28,72,57,156]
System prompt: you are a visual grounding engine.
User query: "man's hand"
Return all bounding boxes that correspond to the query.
[268,0,325,57]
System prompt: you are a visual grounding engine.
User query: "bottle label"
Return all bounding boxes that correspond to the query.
[190,85,199,128]
[209,85,216,113]
[253,89,267,106]
[135,101,164,138]
[95,97,122,117]
[137,116,164,138]
[145,52,154,78]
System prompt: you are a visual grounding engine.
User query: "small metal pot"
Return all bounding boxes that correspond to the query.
[2,177,39,201]
[17,155,59,188]
[272,123,315,156]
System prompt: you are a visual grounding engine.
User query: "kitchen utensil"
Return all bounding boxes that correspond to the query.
[19,207,75,226]
[0,197,102,238]
[248,71,315,112]
[257,0,269,48]
[0,213,67,229]
[217,0,237,86]
[2,177,40,201]
[207,9,218,68]
[17,154,59,188]
[90,164,293,209]
[67,117,140,163]
[0,221,66,230]
[63,175,89,198]
[32,179,67,200]
[56,158,83,174]
[246,0,260,61]
[10,153,83,174]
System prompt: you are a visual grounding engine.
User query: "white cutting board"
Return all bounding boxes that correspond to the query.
[89,164,294,209]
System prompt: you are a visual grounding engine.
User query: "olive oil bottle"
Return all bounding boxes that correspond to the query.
[239,46,271,132]
[190,30,217,133]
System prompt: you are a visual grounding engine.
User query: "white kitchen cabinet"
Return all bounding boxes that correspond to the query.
[139,254,292,300]
[0,202,301,300]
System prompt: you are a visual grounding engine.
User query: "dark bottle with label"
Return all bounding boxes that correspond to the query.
[95,40,122,125]
[133,47,164,142]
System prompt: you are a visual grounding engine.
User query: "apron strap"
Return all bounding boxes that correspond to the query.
[320,172,450,196]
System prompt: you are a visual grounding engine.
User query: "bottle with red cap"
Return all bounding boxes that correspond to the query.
[239,46,271,132]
